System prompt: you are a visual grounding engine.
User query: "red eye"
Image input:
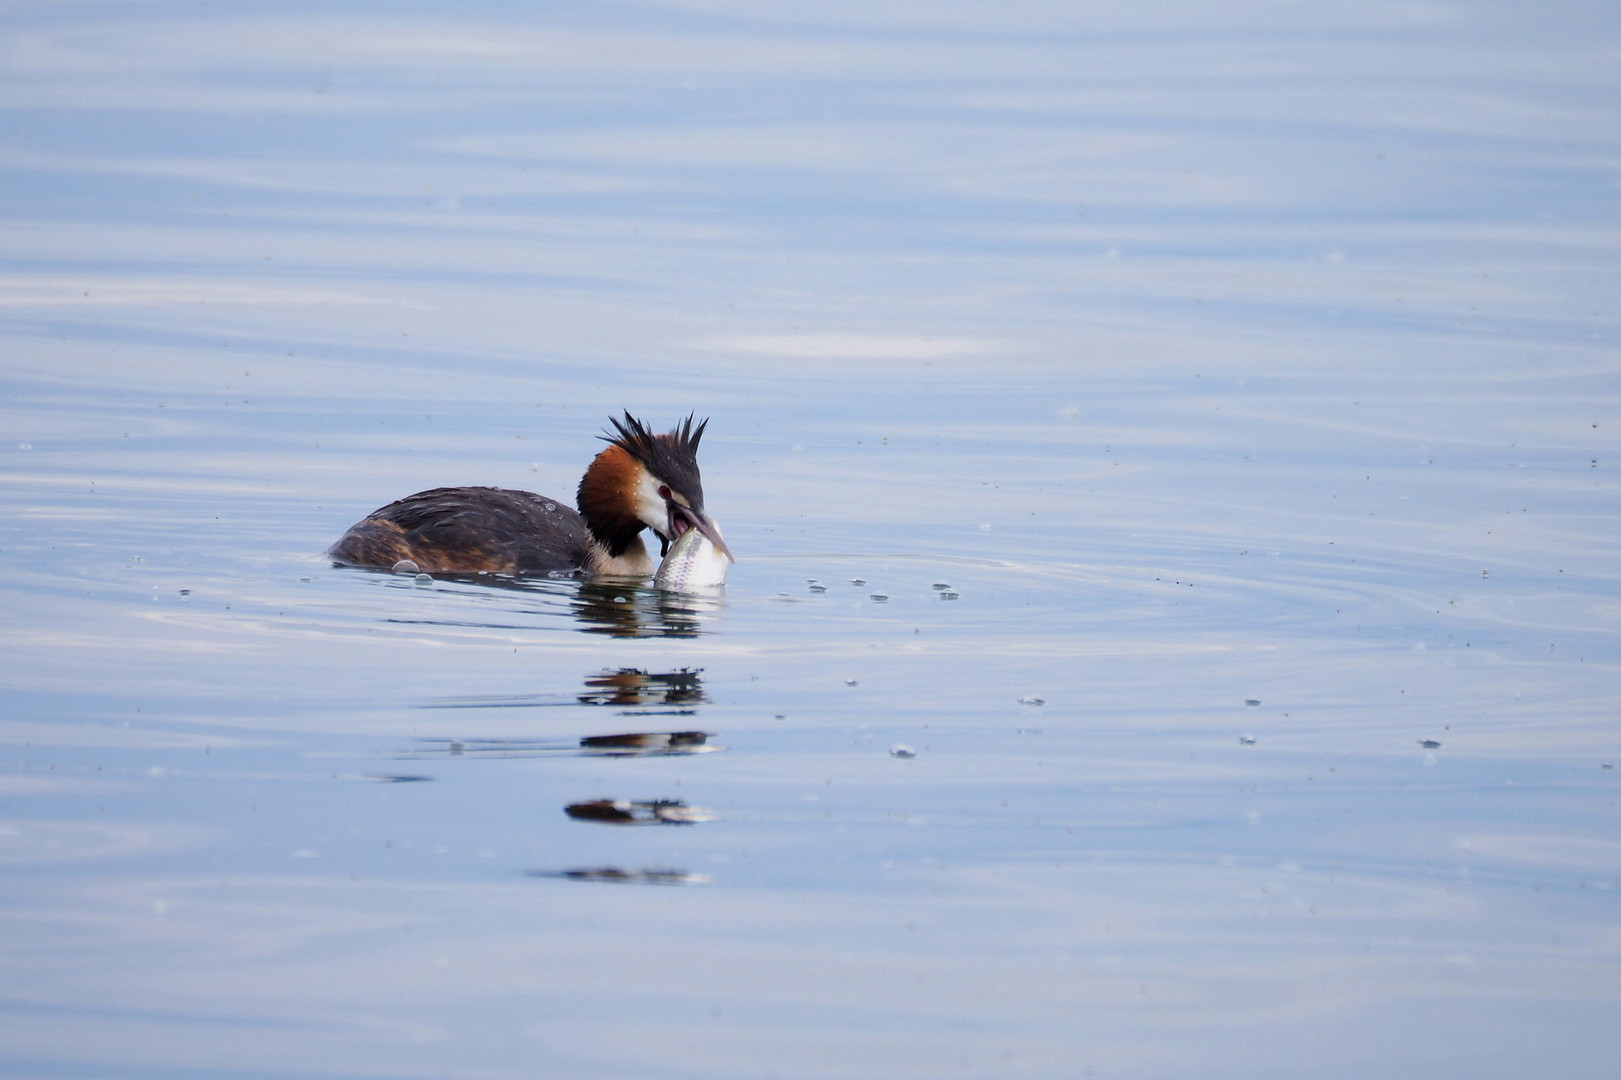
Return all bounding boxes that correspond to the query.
[658,485,671,500]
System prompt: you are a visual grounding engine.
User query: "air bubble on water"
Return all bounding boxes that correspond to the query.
[850,578,867,586]
[808,583,827,593]
[545,502,556,511]
[17,443,32,450]
[414,573,433,585]
[299,577,311,583]
[178,589,191,596]
[932,581,951,590]
[1239,735,1257,746]
[870,592,889,602]
[807,578,821,586]
[613,595,627,604]
[1419,739,1442,749]
[1018,696,1044,706]
[1245,699,1261,706]
[940,591,959,600]
[889,745,916,759]
[844,678,859,687]
[392,559,419,574]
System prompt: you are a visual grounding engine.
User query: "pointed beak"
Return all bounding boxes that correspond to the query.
[694,511,734,563]
[670,504,734,562]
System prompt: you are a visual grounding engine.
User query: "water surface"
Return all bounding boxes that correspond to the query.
[2,1,1618,1077]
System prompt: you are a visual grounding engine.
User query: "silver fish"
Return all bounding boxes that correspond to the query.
[654,519,730,593]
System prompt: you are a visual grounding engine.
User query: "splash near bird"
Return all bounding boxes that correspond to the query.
[329,412,732,580]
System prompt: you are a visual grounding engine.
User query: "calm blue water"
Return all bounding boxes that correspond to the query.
[2,2,1618,1077]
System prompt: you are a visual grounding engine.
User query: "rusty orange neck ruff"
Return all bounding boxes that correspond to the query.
[576,443,658,575]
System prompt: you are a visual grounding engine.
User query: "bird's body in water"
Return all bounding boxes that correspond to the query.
[329,413,731,579]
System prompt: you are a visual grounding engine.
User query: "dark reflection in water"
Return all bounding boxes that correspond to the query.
[579,730,712,755]
[408,666,722,879]
[572,580,724,638]
[421,667,706,714]
[410,668,719,758]
[406,731,720,760]
[564,798,717,825]
[346,563,724,638]
[578,668,706,709]
[526,868,712,886]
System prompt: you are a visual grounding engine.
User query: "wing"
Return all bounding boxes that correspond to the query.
[329,487,594,574]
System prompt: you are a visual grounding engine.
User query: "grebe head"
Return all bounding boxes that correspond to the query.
[577,412,734,563]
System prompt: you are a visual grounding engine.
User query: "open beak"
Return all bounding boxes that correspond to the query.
[669,503,735,563]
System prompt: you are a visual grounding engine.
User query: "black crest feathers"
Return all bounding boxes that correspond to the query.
[602,412,708,508]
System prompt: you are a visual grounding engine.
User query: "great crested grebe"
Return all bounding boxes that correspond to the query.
[329,412,732,578]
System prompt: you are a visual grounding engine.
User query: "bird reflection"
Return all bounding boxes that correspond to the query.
[577,667,706,709]
[409,667,722,884]
[410,669,717,758]
[564,798,717,825]
[365,573,725,638]
[572,580,723,638]
[527,868,711,885]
